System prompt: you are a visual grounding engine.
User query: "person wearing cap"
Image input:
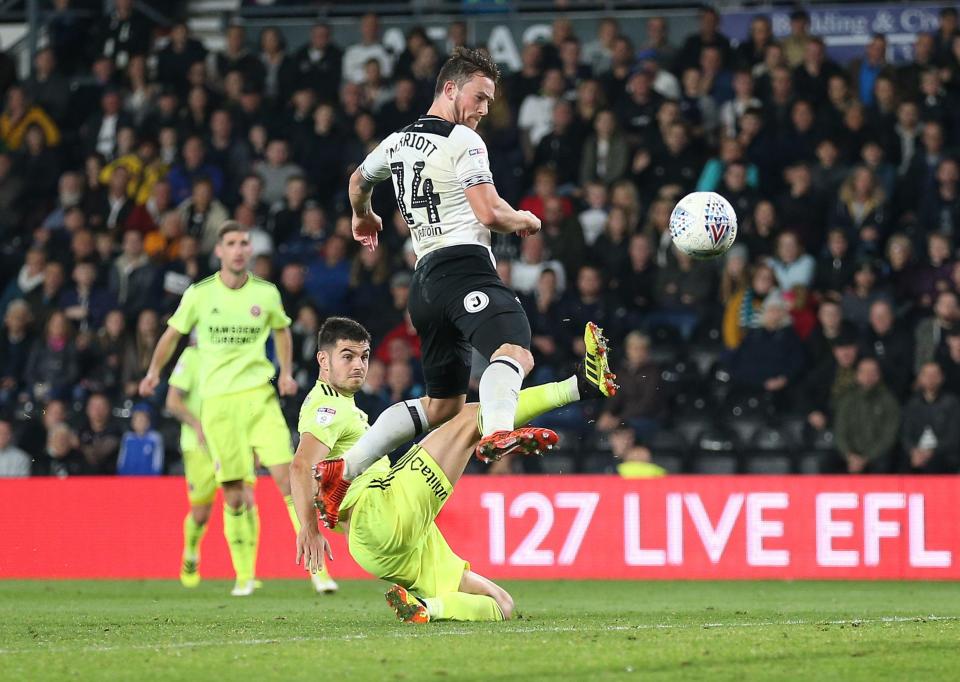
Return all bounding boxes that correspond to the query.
[800,329,861,432]
[117,402,164,475]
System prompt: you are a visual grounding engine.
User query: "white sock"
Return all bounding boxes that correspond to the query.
[478,356,526,436]
[561,375,580,403]
[342,399,429,479]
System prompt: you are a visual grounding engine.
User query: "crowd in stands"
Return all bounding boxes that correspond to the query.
[3,2,960,478]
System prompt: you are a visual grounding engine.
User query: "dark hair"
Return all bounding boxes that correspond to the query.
[317,317,371,350]
[434,46,501,98]
[217,220,247,241]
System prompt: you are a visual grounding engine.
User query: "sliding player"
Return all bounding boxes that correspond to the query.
[291,318,616,621]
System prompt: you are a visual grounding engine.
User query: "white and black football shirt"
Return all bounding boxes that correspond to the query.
[359,115,495,262]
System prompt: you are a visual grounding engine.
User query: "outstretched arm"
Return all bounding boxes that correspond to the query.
[464,183,541,236]
[348,169,383,251]
[290,433,334,572]
[138,326,183,396]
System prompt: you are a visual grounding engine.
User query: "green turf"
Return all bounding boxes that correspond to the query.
[1,580,958,681]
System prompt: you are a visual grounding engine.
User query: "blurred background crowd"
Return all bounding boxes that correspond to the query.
[2,1,960,478]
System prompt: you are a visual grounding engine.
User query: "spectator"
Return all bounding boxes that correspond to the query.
[918,157,960,240]
[177,177,229,255]
[676,6,731,74]
[781,9,812,67]
[518,166,572,221]
[841,259,892,332]
[767,231,815,291]
[305,234,351,316]
[810,138,849,201]
[849,34,891,108]
[524,268,572,381]
[210,25,261,88]
[533,101,582,187]
[814,228,855,302]
[101,166,134,234]
[776,162,826,252]
[722,262,779,349]
[616,71,663,145]
[354,358,389,422]
[0,417,29,477]
[793,38,841,107]
[649,248,713,341]
[342,13,392,85]
[719,70,762,138]
[26,261,67,325]
[81,88,132,159]
[117,403,164,475]
[0,86,60,151]
[596,332,663,443]
[727,294,805,401]
[268,175,308,246]
[510,233,566,296]
[913,232,954,311]
[83,309,130,398]
[122,308,160,399]
[805,300,858,369]
[579,109,630,187]
[166,136,224,205]
[290,303,321,391]
[583,17,618,75]
[901,362,960,473]
[611,426,667,478]
[108,230,159,319]
[126,179,173,237]
[25,47,70,125]
[292,23,342,97]
[859,299,913,397]
[0,247,45,312]
[24,310,78,402]
[518,69,566,152]
[96,0,152,70]
[60,261,115,332]
[155,20,206,96]
[78,392,122,475]
[802,330,860,432]
[258,27,294,105]
[915,290,960,372]
[41,423,87,477]
[0,299,33,406]
[826,356,901,473]
[834,165,888,253]
[254,139,304,206]
[540,196,586,279]
[100,137,168,206]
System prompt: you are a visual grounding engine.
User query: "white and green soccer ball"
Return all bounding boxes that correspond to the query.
[668,191,738,260]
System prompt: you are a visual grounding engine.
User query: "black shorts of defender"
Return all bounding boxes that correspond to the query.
[408,245,531,398]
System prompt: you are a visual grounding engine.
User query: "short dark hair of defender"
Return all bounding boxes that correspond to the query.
[217,220,247,241]
[434,46,501,98]
[317,316,371,350]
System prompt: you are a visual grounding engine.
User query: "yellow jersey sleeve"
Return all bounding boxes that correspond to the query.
[297,383,369,456]
[168,284,198,335]
[168,347,196,393]
[267,284,291,330]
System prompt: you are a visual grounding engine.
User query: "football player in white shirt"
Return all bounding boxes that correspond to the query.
[315,47,563,528]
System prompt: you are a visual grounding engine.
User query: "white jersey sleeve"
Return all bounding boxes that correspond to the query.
[452,126,494,190]
[358,133,397,184]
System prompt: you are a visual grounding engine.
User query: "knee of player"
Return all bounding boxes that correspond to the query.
[492,344,534,376]
[192,505,212,526]
[497,591,515,620]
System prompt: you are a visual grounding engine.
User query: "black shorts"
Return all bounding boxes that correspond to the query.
[408,245,531,398]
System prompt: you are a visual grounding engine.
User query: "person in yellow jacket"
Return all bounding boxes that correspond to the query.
[98,138,169,204]
[0,85,59,151]
[611,426,666,478]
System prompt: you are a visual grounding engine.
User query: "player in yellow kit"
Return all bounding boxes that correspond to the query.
[140,221,334,596]
[166,342,260,587]
[291,317,617,622]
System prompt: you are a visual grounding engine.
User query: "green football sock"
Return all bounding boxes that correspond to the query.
[510,377,579,429]
[182,513,207,560]
[423,593,505,622]
[223,505,252,582]
[246,505,260,579]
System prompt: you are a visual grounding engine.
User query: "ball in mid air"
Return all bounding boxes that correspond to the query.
[668,191,738,260]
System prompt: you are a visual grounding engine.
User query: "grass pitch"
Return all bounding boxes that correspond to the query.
[1,580,958,681]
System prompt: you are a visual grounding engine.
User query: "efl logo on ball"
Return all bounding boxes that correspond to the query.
[669,191,738,260]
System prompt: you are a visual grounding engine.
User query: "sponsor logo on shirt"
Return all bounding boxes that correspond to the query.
[250,305,261,317]
[315,407,337,426]
[468,148,486,156]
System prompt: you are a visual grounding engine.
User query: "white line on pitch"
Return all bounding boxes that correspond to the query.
[1,615,957,656]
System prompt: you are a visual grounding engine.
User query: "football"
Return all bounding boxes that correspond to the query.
[668,191,738,259]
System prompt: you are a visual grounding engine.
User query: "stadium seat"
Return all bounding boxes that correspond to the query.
[743,452,792,474]
[796,451,822,474]
[728,417,764,447]
[690,452,739,474]
[582,453,618,474]
[653,453,684,474]
[673,417,712,449]
[540,453,577,475]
